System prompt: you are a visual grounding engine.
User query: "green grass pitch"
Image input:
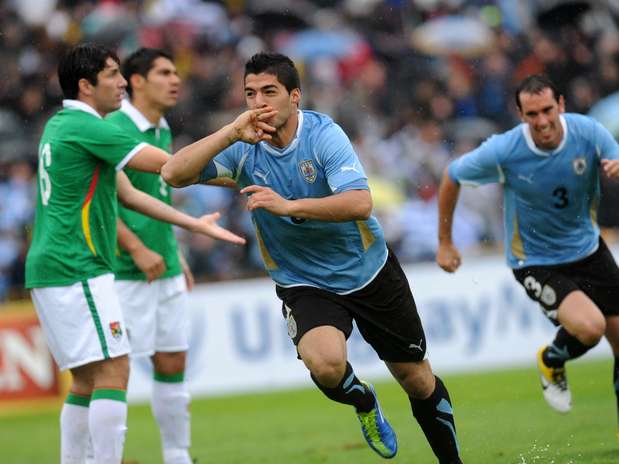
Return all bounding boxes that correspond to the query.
[2,358,617,463]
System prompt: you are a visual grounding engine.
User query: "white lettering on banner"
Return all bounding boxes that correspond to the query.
[126,254,615,403]
[0,327,54,391]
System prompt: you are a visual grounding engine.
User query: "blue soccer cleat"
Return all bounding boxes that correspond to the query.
[356,382,398,459]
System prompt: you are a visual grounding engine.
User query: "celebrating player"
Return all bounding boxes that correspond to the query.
[437,75,619,429]
[162,52,463,463]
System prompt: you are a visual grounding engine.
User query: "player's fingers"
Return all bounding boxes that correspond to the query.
[240,185,264,195]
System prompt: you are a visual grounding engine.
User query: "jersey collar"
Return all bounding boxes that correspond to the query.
[259,110,304,157]
[62,99,102,119]
[120,99,170,132]
[522,114,568,156]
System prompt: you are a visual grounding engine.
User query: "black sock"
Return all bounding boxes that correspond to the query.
[614,357,619,426]
[311,362,374,413]
[542,327,595,368]
[410,376,462,464]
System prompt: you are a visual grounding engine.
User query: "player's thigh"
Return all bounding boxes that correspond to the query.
[276,285,353,364]
[513,266,579,325]
[155,274,189,354]
[115,278,158,357]
[32,273,130,371]
[350,249,427,363]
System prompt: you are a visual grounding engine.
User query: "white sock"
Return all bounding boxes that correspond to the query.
[152,380,192,464]
[89,389,128,464]
[60,397,90,464]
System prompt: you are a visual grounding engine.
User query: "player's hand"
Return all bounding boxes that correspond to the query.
[230,107,278,144]
[436,242,462,273]
[240,185,291,216]
[191,212,246,245]
[178,253,195,291]
[131,246,166,282]
[602,159,619,179]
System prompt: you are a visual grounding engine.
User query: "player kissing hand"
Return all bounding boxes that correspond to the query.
[191,212,246,245]
[241,185,291,216]
[230,107,278,144]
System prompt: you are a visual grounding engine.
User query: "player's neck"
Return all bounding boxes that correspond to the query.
[270,110,299,149]
[131,96,165,126]
[77,96,107,117]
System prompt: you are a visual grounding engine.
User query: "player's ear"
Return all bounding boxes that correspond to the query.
[558,95,565,113]
[78,78,94,97]
[291,88,301,106]
[130,74,146,91]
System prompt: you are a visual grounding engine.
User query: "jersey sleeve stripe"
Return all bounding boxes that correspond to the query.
[115,142,148,171]
[81,165,101,256]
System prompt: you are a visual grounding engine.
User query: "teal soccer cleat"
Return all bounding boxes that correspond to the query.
[356,382,398,459]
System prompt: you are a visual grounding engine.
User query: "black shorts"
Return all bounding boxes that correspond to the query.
[275,249,426,362]
[513,238,619,324]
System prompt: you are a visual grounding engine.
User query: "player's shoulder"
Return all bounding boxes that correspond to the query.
[478,124,523,157]
[106,109,132,126]
[301,110,346,143]
[564,112,598,137]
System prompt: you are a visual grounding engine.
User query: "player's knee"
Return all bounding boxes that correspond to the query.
[152,351,186,375]
[392,363,435,399]
[304,355,346,387]
[577,317,605,346]
[94,355,130,389]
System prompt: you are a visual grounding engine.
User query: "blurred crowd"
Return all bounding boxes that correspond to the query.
[1,0,619,301]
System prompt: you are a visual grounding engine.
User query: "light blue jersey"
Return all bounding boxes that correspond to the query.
[449,113,619,269]
[199,110,388,294]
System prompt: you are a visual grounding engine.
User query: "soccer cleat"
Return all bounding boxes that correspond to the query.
[537,346,571,413]
[356,382,398,459]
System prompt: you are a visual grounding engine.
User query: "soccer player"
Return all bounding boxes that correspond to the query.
[162,52,462,463]
[106,48,193,464]
[436,75,619,424]
[24,43,254,464]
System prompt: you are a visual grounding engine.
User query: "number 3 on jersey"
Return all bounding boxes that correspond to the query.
[38,143,52,205]
[552,186,568,209]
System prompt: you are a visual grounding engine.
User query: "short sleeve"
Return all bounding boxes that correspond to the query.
[78,119,147,171]
[314,123,368,192]
[198,142,244,184]
[448,136,503,186]
[593,120,619,161]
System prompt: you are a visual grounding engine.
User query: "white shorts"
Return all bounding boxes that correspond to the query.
[115,274,189,357]
[31,273,131,371]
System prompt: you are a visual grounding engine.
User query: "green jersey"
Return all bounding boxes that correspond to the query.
[106,100,182,280]
[25,100,147,288]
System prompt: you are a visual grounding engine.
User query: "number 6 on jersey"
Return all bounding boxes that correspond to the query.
[39,142,52,205]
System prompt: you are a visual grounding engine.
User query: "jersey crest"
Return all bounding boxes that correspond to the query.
[572,157,586,175]
[299,159,317,183]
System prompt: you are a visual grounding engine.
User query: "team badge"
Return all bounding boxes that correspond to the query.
[109,321,123,340]
[299,160,317,184]
[572,157,586,175]
[284,304,297,339]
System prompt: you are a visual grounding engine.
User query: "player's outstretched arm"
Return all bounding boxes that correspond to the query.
[117,218,166,282]
[437,168,462,273]
[162,107,278,187]
[116,172,246,245]
[240,186,372,222]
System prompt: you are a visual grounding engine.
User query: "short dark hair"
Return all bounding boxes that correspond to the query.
[122,48,174,97]
[514,74,562,110]
[244,52,300,93]
[58,43,120,99]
